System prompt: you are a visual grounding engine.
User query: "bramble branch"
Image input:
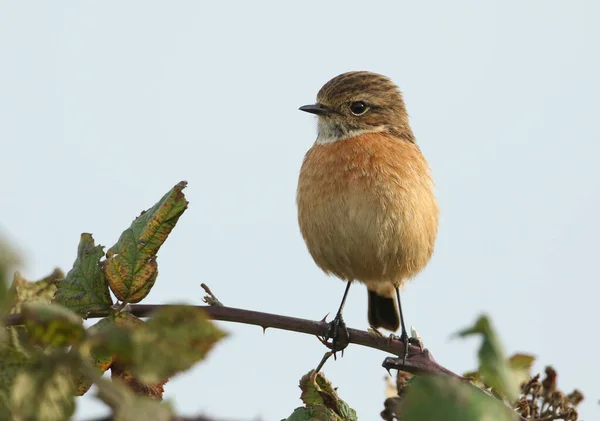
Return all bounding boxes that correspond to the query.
[5,303,461,379]
[6,301,531,420]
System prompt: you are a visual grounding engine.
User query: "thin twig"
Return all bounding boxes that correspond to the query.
[315,351,334,373]
[201,283,223,307]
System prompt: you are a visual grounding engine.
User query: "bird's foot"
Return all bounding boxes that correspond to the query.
[318,313,350,357]
[388,331,424,364]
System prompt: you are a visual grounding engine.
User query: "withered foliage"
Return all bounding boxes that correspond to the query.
[381,366,583,421]
[515,366,583,421]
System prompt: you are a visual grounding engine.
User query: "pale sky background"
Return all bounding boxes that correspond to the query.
[1,1,599,420]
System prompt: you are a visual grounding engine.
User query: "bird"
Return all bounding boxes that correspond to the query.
[296,71,439,356]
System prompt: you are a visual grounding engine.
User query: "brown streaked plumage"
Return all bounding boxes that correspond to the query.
[297,71,438,342]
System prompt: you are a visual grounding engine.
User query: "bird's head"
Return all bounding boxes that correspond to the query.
[300,71,415,144]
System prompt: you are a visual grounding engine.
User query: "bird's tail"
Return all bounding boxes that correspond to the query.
[367,289,400,331]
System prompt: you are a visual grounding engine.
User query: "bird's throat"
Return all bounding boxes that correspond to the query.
[315,119,386,145]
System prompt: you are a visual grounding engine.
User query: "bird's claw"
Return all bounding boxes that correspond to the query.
[410,336,424,352]
[318,313,350,356]
[388,331,424,364]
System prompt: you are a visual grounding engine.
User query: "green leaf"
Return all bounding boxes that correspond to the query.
[22,302,85,347]
[456,315,519,401]
[131,305,225,384]
[95,376,173,421]
[285,406,341,421]
[0,344,30,418]
[283,370,357,421]
[104,181,188,304]
[402,375,516,421]
[11,354,76,421]
[464,354,536,392]
[53,233,112,317]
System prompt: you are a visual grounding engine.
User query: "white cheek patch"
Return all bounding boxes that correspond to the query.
[315,120,342,145]
[315,119,387,145]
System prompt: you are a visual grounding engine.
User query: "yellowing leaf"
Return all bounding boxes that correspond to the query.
[87,314,141,373]
[71,365,94,396]
[0,344,30,416]
[22,303,85,347]
[90,314,167,398]
[131,305,225,384]
[112,362,167,400]
[508,353,536,388]
[104,181,188,303]
[456,315,519,401]
[70,316,130,397]
[462,370,487,389]
[4,270,62,315]
[11,355,75,421]
[283,370,357,421]
[54,234,112,317]
[4,270,64,351]
[87,308,222,395]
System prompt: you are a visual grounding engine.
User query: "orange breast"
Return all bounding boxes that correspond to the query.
[296,133,439,288]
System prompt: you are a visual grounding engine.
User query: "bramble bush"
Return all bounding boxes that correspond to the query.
[0,182,583,421]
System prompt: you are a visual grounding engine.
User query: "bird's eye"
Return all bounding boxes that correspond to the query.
[350,101,368,116]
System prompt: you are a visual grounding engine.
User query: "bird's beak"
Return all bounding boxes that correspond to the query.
[299,103,331,116]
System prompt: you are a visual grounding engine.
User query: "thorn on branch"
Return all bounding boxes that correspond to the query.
[4,302,465,379]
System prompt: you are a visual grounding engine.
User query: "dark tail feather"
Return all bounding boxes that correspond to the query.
[367,289,400,331]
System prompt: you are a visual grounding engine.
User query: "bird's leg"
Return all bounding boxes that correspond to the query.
[393,287,422,363]
[322,282,352,355]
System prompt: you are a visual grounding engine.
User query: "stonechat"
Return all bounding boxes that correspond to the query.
[296,71,439,355]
